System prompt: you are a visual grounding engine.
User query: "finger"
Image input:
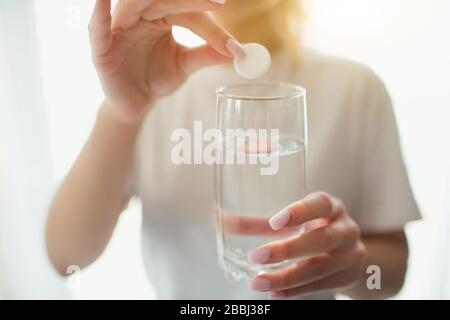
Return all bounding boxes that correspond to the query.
[179,44,230,75]
[112,0,154,30]
[142,0,225,21]
[112,0,224,30]
[269,192,343,231]
[269,265,364,299]
[166,12,245,58]
[217,211,299,237]
[250,213,361,263]
[89,0,113,56]
[249,241,366,292]
[303,218,329,232]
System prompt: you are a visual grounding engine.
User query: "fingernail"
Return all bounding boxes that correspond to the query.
[269,210,291,230]
[210,0,226,4]
[270,291,286,299]
[248,247,271,264]
[250,277,272,291]
[226,38,246,59]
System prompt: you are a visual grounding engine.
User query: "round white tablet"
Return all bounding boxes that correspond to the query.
[233,43,271,79]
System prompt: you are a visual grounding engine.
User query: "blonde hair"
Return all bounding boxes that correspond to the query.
[225,0,304,58]
[275,0,304,56]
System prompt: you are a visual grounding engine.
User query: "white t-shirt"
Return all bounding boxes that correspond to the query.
[130,48,421,299]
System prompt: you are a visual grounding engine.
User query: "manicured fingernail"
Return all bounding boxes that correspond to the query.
[270,291,286,299]
[210,0,226,4]
[250,277,272,291]
[249,247,271,264]
[226,38,246,59]
[269,210,291,230]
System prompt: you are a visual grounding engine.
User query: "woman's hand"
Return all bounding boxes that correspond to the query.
[248,192,368,298]
[89,0,244,123]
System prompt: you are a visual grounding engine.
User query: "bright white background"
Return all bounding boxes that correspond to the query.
[16,0,450,299]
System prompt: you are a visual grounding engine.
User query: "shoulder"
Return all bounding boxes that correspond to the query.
[302,48,388,96]
[300,49,392,119]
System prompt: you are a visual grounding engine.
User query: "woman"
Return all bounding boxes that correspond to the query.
[46,0,420,299]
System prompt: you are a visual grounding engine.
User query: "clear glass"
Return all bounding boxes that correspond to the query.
[215,83,308,282]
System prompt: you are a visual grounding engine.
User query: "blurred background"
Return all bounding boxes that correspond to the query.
[1,0,449,299]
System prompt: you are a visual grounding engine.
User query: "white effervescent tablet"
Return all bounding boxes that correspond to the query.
[233,43,271,79]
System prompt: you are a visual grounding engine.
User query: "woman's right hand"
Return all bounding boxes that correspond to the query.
[89,0,245,123]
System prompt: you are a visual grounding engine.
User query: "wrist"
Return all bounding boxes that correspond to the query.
[99,100,149,129]
[101,97,154,127]
[97,101,145,138]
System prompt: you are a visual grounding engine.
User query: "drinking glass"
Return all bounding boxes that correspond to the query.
[215,83,308,282]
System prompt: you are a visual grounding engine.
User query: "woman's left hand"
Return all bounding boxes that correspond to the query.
[248,192,368,298]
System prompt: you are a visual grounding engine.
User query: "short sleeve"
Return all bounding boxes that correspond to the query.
[355,70,421,232]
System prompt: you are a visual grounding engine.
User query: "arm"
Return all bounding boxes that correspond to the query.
[45,0,244,275]
[46,103,140,275]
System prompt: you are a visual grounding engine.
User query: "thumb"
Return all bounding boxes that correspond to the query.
[179,44,231,76]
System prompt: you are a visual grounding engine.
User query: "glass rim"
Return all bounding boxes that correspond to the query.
[216,82,306,101]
